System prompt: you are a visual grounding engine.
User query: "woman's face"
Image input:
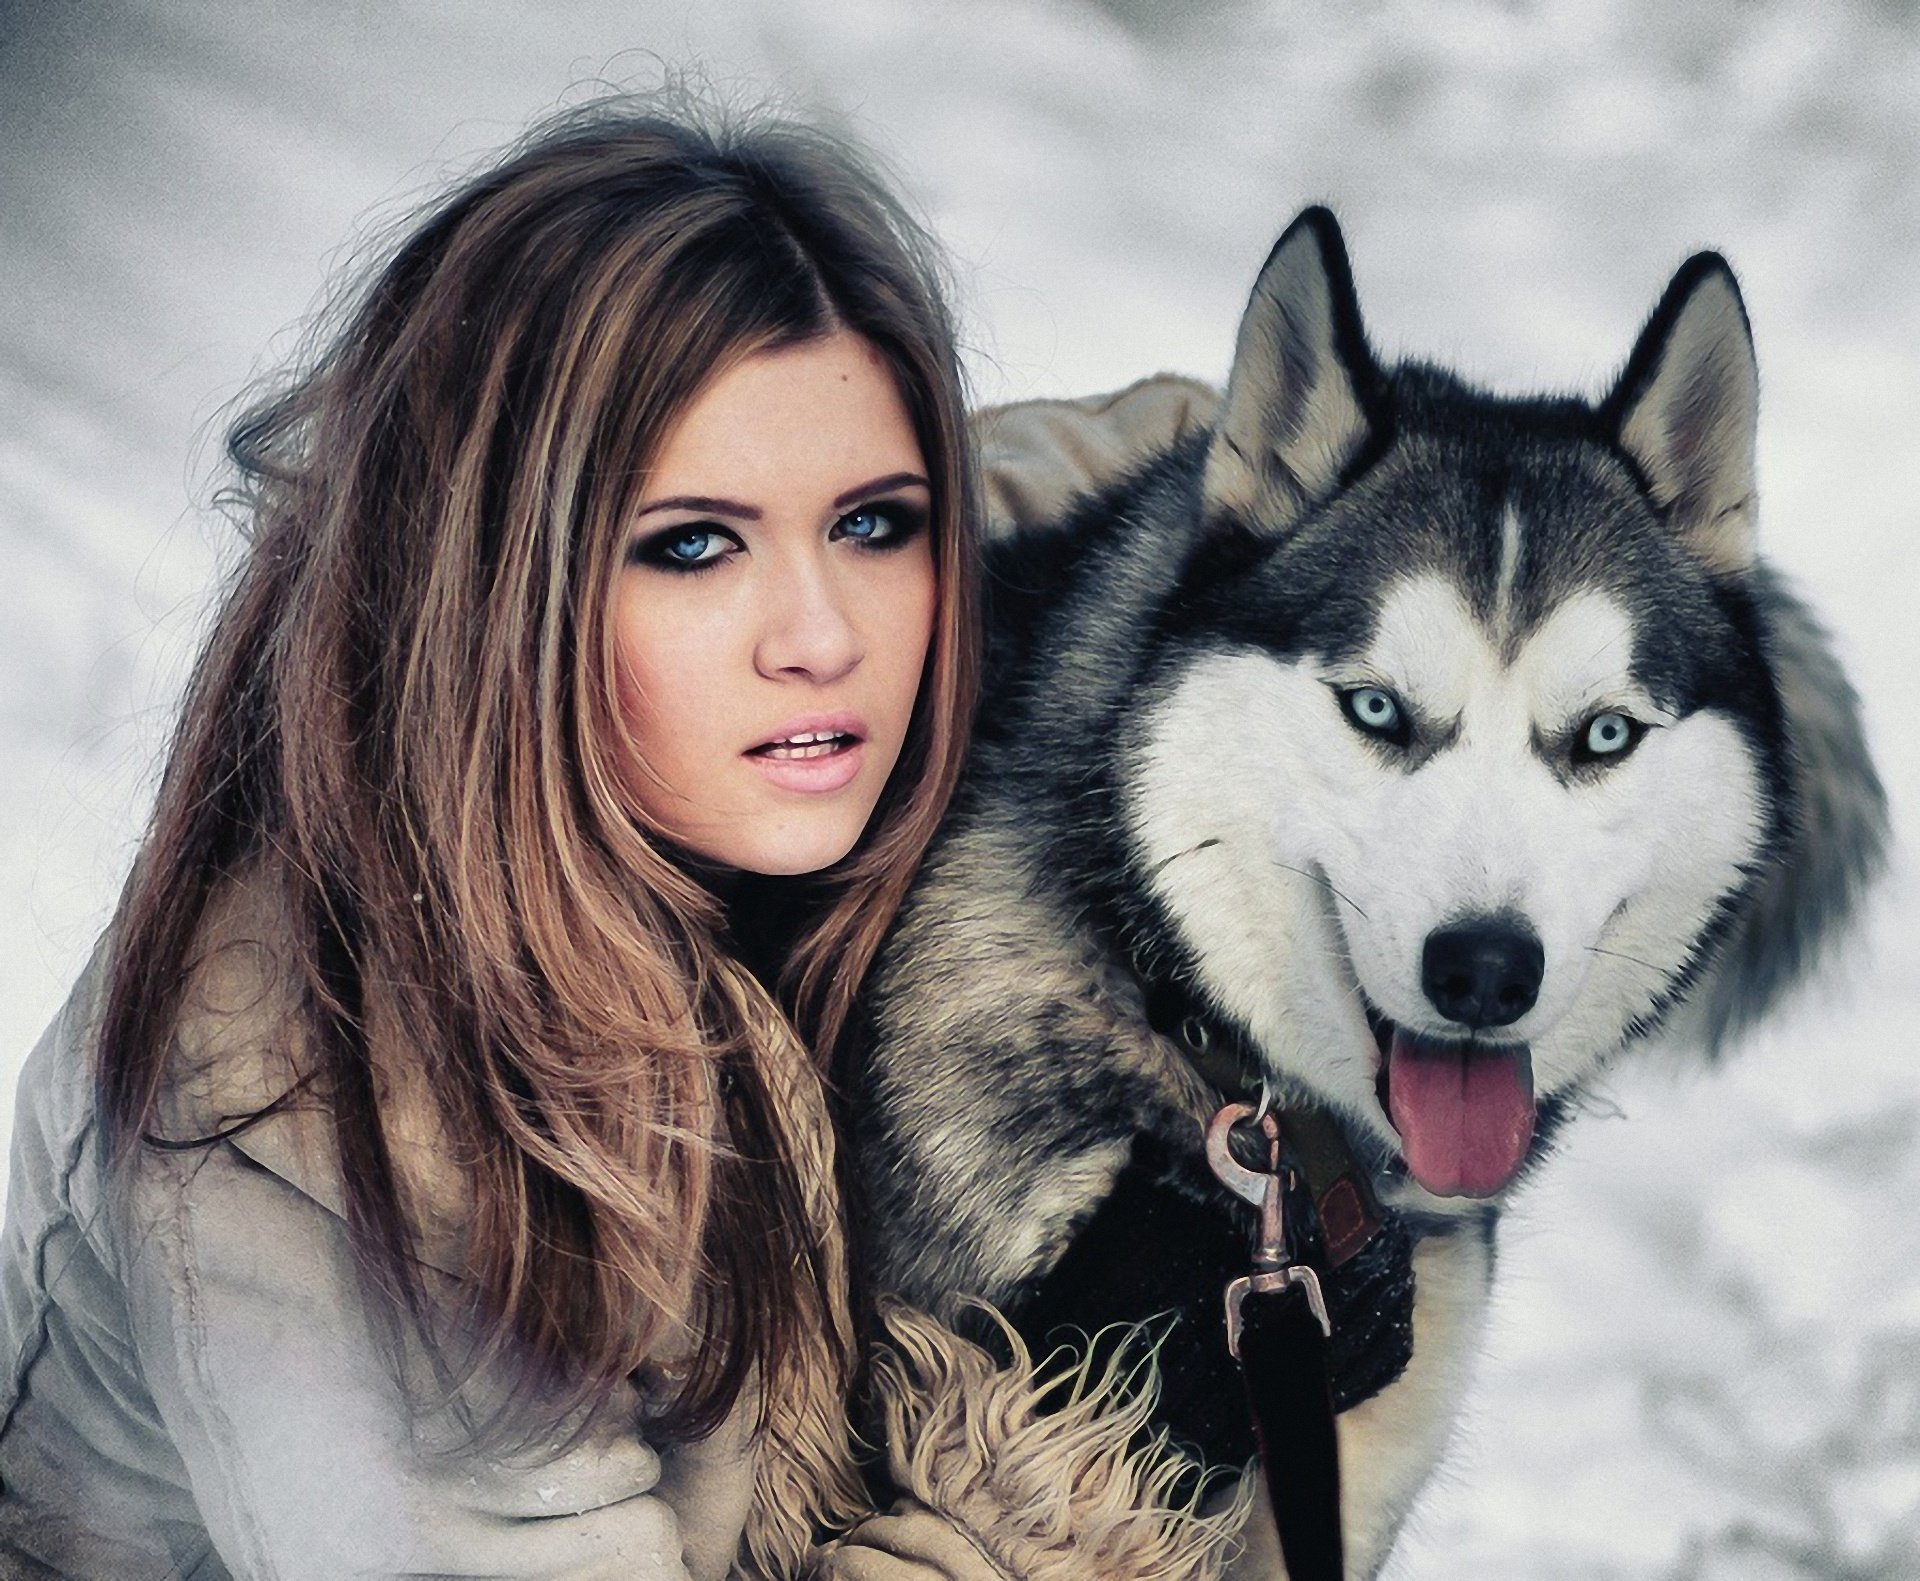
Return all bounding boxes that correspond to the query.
[612,330,938,876]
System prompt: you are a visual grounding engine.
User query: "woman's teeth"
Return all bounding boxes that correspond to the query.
[756,731,852,759]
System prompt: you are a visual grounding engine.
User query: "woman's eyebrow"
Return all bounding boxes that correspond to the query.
[635,494,762,520]
[834,472,930,509]
[635,472,929,521]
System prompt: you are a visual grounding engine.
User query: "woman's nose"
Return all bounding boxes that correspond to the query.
[753,562,863,684]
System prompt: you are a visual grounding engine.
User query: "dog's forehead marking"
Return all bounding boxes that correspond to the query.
[1492,502,1524,639]
[1363,573,1660,729]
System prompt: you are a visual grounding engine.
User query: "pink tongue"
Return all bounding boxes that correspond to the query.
[1386,1028,1536,1198]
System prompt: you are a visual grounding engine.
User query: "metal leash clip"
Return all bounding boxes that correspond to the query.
[1205,1101,1332,1358]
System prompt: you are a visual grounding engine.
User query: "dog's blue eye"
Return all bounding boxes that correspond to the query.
[1340,686,1408,743]
[1587,714,1630,753]
[1575,710,1644,764]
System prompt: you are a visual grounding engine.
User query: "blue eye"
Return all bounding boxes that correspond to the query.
[663,530,721,564]
[1339,686,1409,744]
[832,501,923,548]
[1574,710,1644,764]
[632,525,737,571]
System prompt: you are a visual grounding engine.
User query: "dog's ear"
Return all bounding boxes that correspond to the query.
[1605,255,1759,575]
[1203,207,1378,532]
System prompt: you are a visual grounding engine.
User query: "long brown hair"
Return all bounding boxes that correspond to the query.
[95,95,978,1568]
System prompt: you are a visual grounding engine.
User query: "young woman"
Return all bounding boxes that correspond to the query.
[0,99,1229,1580]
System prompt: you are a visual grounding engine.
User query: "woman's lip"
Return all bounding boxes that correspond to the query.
[745,737,864,794]
[746,712,867,754]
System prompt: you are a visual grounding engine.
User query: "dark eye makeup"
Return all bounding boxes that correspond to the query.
[830,497,929,549]
[627,524,743,572]
[627,496,929,575]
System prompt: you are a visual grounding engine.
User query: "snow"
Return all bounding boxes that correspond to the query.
[2,1,1915,1573]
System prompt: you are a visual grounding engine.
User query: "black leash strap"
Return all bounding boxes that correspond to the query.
[1206,1103,1345,1581]
[1238,1282,1343,1580]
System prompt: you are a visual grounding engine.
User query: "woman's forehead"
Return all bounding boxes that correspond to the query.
[639,332,927,510]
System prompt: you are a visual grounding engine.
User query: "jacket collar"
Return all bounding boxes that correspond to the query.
[160,867,473,1279]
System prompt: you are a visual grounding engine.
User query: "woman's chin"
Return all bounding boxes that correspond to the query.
[676,810,870,879]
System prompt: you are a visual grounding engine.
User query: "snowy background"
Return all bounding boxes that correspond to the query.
[3,1,1916,1574]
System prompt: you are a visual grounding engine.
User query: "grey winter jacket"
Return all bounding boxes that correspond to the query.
[0,912,756,1579]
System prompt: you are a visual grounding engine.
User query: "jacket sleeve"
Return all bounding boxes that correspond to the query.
[119,1136,723,1581]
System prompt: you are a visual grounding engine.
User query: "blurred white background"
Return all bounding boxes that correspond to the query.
[3,2,1916,1574]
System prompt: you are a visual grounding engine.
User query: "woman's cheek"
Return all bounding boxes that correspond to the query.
[883,542,938,720]
[611,590,735,808]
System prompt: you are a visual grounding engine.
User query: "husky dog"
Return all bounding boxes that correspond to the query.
[852,209,1886,1575]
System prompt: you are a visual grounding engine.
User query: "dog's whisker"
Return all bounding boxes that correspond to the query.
[1147,838,1222,879]
[1583,628,1631,666]
[1271,859,1370,921]
[1585,943,1665,975]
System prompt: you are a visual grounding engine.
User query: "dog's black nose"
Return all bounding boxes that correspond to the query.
[1421,917,1544,1028]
